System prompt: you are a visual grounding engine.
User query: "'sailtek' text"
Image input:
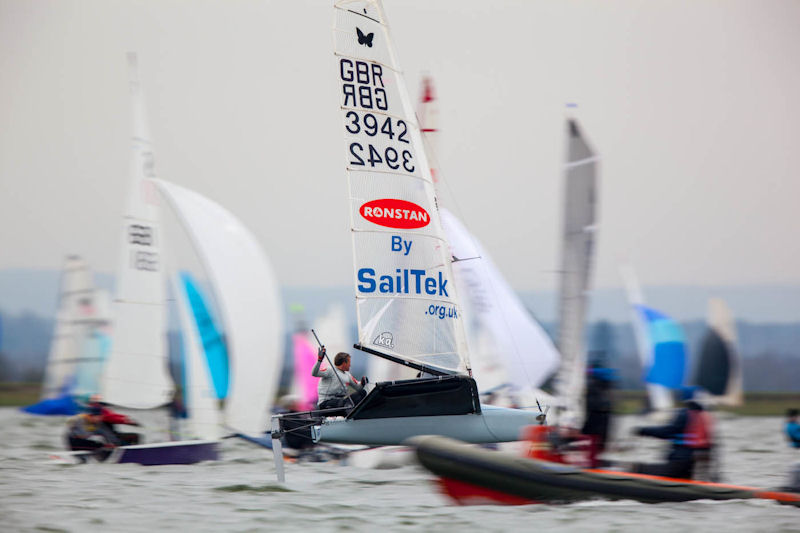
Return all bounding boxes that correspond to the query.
[357,268,449,297]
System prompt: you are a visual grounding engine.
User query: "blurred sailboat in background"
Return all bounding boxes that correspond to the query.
[416,75,559,405]
[693,298,743,407]
[22,256,111,415]
[88,53,282,465]
[621,265,687,414]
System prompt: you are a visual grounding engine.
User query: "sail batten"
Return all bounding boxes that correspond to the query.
[335,0,469,375]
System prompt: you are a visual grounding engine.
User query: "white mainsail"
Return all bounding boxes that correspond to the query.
[416,75,559,396]
[554,116,599,426]
[172,274,222,440]
[334,0,470,375]
[441,209,560,394]
[154,179,283,437]
[102,52,173,409]
[42,256,96,399]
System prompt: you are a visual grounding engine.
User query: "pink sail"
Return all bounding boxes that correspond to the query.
[291,333,319,411]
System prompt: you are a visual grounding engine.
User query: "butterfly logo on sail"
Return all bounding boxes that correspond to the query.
[373,332,395,349]
[356,27,374,48]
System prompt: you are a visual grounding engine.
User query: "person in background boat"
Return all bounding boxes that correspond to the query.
[312,348,366,410]
[581,362,617,455]
[785,409,800,448]
[632,386,715,480]
[65,405,119,459]
[87,394,142,445]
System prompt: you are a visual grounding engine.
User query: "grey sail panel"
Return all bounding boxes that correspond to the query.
[554,118,598,424]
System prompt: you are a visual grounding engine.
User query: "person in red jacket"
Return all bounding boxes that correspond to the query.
[88,394,142,445]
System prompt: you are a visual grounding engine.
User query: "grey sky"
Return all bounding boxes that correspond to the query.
[1,0,799,296]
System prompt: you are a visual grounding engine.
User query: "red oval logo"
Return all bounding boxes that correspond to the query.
[359,199,430,229]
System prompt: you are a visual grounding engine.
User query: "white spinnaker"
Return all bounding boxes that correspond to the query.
[441,209,560,393]
[554,117,599,426]
[172,274,222,441]
[706,298,744,406]
[102,53,173,409]
[620,265,674,412]
[154,179,283,437]
[334,0,470,374]
[42,256,95,399]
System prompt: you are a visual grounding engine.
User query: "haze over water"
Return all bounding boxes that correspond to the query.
[2,408,798,532]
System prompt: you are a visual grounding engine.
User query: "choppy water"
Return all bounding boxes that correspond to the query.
[1,407,798,532]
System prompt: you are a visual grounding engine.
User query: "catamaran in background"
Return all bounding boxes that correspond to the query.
[22,256,111,416]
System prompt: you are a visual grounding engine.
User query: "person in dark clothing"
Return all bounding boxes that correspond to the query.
[633,386,715,480]
[65,406,119,460]
[88,394,141,445]
[581,364,616,454]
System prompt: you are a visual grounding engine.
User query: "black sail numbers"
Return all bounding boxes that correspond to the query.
[340,54,416,175]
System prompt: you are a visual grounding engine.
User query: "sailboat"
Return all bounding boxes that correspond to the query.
[551,112,599,427]
[621,266,687,414]
[415,75,560,405]
[23,256,111,416]
[271,1,538,455]
[693,298,743,406]
[86,53,283,465]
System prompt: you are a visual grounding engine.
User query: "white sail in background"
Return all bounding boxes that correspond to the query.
[154,179,283,437]
[102,52,173,409]
[554,116,599,426]
[72,288,112,399]
[172,274,222,441]
[696,298,744,407]
[442,209,560,394]
[416,75,559,396]
[620,265,675,412]
[42,256,96,399]
[334,0,470,375]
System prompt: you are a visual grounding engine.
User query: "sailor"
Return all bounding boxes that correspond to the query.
[65,406,119,459]
[581,362,617,455]
[785,409,800,448]
[312,348,366,410]
[632,386,715,480]
[88,394,142,445]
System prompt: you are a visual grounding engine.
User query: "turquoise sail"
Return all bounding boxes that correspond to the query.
[634,305,687,389]
[180,272,229,399]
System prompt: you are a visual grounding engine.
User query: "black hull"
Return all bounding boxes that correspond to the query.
[410,435,800,507]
